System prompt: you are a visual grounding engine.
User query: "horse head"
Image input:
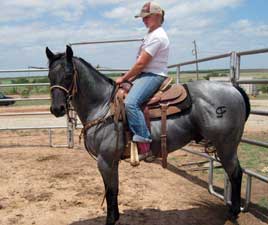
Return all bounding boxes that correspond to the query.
[46,45,74,117]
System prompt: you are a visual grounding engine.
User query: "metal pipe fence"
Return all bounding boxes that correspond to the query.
[168,52,232,68]
[166,47,268,212]
[235,48,268,148]
[0,72,72,147]
[0,38,141,148]
[0,39,267,212]
[168,52,233,83]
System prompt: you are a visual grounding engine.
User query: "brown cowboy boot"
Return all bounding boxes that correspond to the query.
[137,142,155,162]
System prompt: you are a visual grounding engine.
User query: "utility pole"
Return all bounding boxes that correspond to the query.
[192,40,199,80]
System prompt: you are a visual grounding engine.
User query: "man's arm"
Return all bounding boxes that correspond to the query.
[116,50,152,84]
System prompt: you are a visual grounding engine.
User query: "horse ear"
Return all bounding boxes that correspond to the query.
[66,45,73,62]
[46,47,55,61]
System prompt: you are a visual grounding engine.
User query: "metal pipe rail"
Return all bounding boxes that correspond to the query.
[236,79,268,84]
[241,138,268,148]
[168,52,232,68]
[237,48,268,56]
[0,97,50,102]
[0,112,51,116]
[97,68,128,72]
[0,83,50,87]
[0,69,48,73]
[0,124,72,148]
[181,147,226,200]
[0,69,127,78]
[69,38,143,46]
[0,126,69,148]
[250,110,268,116]
[243,168,268,183]
[0,126,67,131]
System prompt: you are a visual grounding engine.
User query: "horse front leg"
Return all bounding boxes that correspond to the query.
[98,156,120,225]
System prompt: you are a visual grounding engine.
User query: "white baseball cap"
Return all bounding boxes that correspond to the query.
[135,2,163,18]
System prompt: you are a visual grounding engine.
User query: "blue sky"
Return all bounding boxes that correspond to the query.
[0,0,267,76]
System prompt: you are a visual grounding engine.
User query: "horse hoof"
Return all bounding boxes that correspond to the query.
[106,212,120,225]
[227,207,240,221]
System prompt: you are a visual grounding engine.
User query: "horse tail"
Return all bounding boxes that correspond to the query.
[235,85,251,121]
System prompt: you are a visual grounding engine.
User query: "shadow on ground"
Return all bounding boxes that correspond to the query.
[164,161,268,224]
[70,201,232,225]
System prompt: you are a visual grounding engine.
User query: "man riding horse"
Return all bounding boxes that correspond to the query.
[116,2,169,161]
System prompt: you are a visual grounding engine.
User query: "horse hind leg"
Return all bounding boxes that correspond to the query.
[227,158,243,220]
[216,144,243,220]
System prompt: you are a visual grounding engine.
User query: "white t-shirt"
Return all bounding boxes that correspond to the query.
[137,27,169,77]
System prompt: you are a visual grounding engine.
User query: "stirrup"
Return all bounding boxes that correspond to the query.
[138,151,155,162]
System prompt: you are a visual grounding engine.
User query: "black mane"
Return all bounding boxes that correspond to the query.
[76,57,115,86]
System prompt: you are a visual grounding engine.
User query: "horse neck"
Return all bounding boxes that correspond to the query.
[72,58,115,124]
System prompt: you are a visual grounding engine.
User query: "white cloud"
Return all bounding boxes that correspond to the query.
[0,0,267,70]
[230,19,268,38]
[0,0,86,22]
[167,0,243,18]
[86,0,125,6]
[103,6,132,19]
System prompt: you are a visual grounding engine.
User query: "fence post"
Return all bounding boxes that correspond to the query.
[230,51,237,84]
[235,54,241,83]
[176,66,180,84]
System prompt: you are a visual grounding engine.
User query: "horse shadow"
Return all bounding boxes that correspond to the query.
[161,160,268,224]
[69,160,267,225]
[69,201,234,225]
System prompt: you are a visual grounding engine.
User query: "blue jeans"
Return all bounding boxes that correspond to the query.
[125,72,165,143]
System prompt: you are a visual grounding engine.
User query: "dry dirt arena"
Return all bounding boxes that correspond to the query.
[0,101,267,225]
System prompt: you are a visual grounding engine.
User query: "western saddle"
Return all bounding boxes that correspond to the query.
[113,77,191,168]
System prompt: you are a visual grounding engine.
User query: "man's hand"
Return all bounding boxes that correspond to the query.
[115,76,125,85]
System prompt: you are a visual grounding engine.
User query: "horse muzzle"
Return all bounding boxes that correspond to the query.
[50,104,66,117]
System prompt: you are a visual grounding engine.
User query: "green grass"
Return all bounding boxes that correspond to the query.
[13,100,50,106]
[258,197,268,210]
[238,139,268,176]
[252,94,268,100]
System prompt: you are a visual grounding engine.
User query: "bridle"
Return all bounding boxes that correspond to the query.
[49,60,79,99]
[49,58,118,144]
[50,85,69,94]
[49,60,79,124]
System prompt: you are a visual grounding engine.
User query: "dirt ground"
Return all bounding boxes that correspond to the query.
[0,102,268,225]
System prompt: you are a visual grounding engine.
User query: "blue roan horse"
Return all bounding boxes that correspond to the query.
[46,46,250,225]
